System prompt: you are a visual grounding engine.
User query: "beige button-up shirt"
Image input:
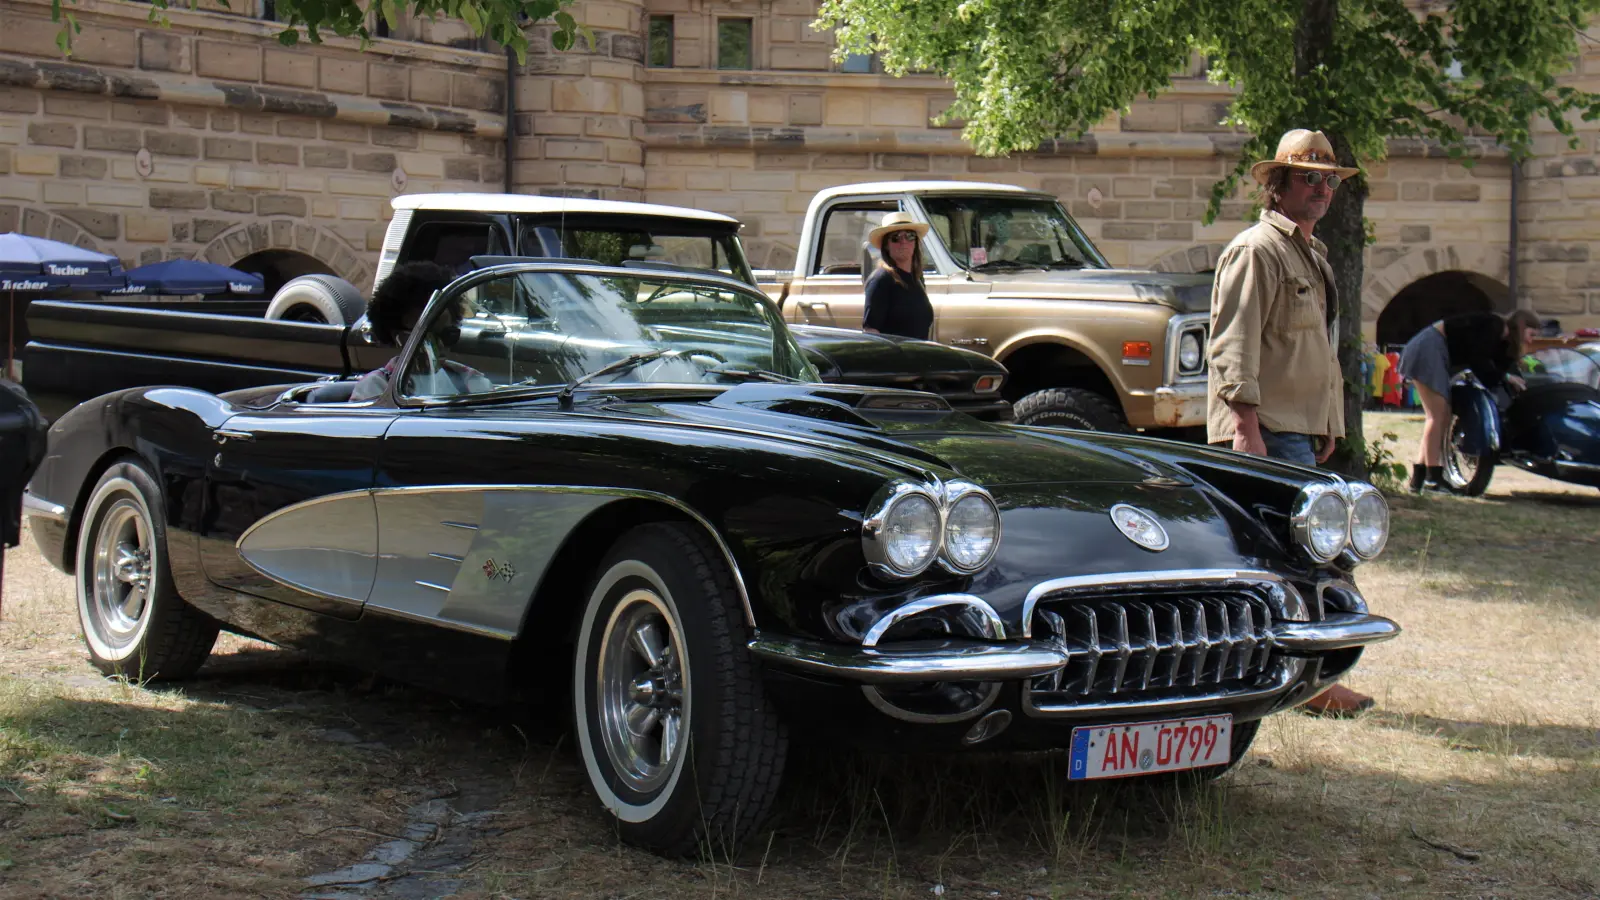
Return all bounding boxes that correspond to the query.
[1207,210,1345,443]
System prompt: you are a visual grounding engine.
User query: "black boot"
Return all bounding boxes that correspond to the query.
[1426,465,1445,488]
[1409,463,1427,493]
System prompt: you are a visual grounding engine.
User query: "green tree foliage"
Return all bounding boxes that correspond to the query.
[49,0,579,60]
[817,0,1600,472]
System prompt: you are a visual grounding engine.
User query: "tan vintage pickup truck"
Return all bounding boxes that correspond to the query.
[763,181,1213,434]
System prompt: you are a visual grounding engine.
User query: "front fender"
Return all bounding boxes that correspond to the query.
[1450,383,1501,455]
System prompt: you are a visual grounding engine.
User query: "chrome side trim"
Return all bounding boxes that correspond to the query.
[1023,659,1304,719]
[415,580,453,593]
[861,593,1006,647]
[371,484,757,628]
[428,552,465,563]
[22,491,66,522]
[363,602,514,641]
[440,520,480,531]
[748,634,1070,684]
[1020,568,1309,638]
[1270,612,1400,653]
[1555,458,1600,474]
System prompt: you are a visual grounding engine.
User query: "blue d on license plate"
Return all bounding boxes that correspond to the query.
[1067,714,1232,780]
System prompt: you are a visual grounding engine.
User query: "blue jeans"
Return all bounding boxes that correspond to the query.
[1261,428,1318,466]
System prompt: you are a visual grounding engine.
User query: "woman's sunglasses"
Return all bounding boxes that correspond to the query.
[887,231,918,244]
[1298,171,1341,189]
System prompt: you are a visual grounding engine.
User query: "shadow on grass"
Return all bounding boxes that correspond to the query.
[5,656,1598,899]
[1361,710,1600,762]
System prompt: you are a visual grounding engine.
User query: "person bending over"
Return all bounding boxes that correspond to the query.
[351,261,490,401]
[1397,308,1539,492]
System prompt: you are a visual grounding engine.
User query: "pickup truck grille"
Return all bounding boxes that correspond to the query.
[1028,589,1278,708]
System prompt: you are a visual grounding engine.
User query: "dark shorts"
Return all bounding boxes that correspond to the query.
[1398,324,1451,398]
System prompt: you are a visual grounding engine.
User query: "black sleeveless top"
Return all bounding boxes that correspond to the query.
[863,267,934,341]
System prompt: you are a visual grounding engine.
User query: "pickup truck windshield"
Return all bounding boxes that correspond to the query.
[920,196,1106,272]
[518,217,756,285]
[398,270,816,402]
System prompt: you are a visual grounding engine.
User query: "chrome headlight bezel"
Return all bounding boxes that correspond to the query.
[1290,482,1350,563]
[862,482,944,579]
[939,481,1002,574]
[1345,481,1390,560]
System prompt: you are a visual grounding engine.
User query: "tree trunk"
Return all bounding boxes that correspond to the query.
[1294,0,1369,476]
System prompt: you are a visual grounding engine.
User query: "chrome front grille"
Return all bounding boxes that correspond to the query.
[1029,590,1278,706]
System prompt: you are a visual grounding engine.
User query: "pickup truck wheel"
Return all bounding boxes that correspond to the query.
[75,461,218,681]
[1013,387,1129,433]
[572,522,787,856]
[264,274,368,326]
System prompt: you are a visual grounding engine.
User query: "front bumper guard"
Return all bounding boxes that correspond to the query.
[750,612,1400,684]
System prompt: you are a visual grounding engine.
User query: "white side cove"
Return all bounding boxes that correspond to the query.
[237,492,379,605]
[237,487,615,638]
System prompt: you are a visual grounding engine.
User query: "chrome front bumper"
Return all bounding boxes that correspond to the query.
[749,612,1400,684]
[1147,381,1207,428]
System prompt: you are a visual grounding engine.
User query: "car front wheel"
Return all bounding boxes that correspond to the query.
[75,460,218,681]
[572,522,787,856]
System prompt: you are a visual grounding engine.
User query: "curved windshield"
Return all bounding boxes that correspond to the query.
[1524,348,1600,389]
[398,268,817,401]
[920,195,1107,271]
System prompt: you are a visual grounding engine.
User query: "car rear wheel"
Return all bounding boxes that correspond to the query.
[1013,387,1129,433]
[572,522,787,856]
[75,461,218,681]
[1443,413,1496,496]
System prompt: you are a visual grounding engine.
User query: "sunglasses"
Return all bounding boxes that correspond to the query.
[1297,171,1341,189]
[887,231,918,244]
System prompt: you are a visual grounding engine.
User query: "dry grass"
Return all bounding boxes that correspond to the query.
[1,409,1596,898]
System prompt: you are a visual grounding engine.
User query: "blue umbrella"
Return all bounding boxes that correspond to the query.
[0,233,126,292]
[106,259,265,296]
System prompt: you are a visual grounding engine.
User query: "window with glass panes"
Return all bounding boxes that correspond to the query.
[648,16,674,67]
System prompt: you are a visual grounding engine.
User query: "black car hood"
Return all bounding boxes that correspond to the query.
[790,325,1004,383]
[599,383,1186,487]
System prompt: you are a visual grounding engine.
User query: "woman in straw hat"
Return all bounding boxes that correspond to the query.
[862,211,935,341]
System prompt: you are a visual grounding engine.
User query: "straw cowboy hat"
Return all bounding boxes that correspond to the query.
[1250,129,1360,185]
[866,211,931,250]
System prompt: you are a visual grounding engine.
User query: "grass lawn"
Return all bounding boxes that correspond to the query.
[1,409,1596,898]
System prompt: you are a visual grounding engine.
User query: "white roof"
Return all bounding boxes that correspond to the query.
[806,180,1044,205]
[391,193,739,225]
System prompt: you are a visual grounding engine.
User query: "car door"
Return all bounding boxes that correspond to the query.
[199,402,397,618]
[786,198,902,330]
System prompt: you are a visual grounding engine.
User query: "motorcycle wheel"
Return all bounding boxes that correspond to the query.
[1443,413,1497,496]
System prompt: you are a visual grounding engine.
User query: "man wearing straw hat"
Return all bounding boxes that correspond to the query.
[1207,128,1374,716]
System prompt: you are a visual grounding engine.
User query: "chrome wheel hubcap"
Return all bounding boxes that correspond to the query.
[597,589,687,794]
[1445,417,1477,489]
[91,500,153,647]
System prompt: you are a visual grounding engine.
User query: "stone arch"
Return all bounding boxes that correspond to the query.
[0,204,111,257]
[197,220,371,293]
[1360,244,1510,325]
[1148,243,1227,274]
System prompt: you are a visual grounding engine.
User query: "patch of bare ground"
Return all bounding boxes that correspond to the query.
[1,410,1595,898]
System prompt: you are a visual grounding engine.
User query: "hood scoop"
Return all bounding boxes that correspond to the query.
[707,383,952,429]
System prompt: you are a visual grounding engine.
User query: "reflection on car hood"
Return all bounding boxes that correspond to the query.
[789,325,1005,381]
[599,382,1191,487]
[978,269,1213,313]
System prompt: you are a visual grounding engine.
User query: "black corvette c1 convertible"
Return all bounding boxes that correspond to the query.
[22,262,1400,855]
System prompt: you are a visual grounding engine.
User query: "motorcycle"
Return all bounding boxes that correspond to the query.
[1444,347,1600,496]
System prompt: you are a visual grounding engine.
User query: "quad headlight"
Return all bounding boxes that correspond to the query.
[862,480,1001,579]
[1290,480,1390,564]
[1347,482,1390,560]
[1291,482,1350,563]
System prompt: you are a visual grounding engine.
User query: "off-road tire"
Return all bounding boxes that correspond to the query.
[1443,413,1496,497]
[572,521,788,856]
[264,274,368,325]
[75,460,218,681]
[1013,387,1130,433]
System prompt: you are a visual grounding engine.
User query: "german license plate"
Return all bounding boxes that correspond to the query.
[1067,714,1232,780]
